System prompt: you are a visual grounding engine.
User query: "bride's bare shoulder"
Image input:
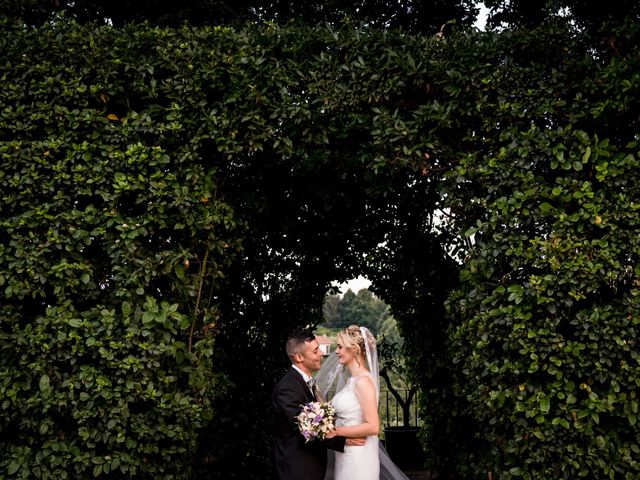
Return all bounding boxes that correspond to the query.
[354,372,375,388]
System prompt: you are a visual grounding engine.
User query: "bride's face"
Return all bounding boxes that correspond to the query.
[335,342,355,366]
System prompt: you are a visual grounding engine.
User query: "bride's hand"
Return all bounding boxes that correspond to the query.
[325,428,338,439]
[345,437,366,446]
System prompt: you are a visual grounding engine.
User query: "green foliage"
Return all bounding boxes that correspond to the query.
[322,289,390,332]
[438,23,640,479]
[484,0,640,30]
[0,19,241,479]
[0,15,638,480]
[3,0,477,34]
[378,316,403,347]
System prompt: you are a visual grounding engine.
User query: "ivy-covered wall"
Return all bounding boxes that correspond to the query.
[1,17,638,479]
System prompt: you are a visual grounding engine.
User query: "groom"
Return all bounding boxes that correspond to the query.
[272,329,362,480]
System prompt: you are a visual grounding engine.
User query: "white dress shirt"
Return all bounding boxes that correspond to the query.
[292,365,314,394]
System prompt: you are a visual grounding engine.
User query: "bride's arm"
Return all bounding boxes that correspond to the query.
[328,376,379,438]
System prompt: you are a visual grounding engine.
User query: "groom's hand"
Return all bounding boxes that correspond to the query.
[345,437,366,446]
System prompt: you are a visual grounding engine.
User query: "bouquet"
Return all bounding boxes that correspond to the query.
[295,401,336,443]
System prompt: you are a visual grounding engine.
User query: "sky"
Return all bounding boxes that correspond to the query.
[335,275,372,294]
[475,2,489,30]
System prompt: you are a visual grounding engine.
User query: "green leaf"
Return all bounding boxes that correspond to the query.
[39,374,50,392]
[68,318,82,328]
[575,130,590,144]
[8,460,21,475]
[540,396,550,414]
[539,202,553,213]
[177,314,191,330]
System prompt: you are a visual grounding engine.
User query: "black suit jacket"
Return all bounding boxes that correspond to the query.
[272,367,346,480]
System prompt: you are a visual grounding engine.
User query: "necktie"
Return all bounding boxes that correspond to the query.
[308,378,324,402]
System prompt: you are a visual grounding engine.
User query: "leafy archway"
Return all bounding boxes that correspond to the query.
[1,17,639,480]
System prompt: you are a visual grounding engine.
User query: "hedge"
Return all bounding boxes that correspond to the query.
[1,17,639,479]
[0,20,242,479]
[438,22,640,479]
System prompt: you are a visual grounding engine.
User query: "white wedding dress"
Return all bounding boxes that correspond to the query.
[331,372,379,480]
[318,327,409,480]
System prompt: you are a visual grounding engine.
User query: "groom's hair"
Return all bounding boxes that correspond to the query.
[286,329,315,359]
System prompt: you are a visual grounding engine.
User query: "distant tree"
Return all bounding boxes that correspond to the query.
[322,293,341,326]
[333,289,359,328]
[322,288,389,333]
[379,338,416,427]
[355,288,389,333]
[379,316,403,348]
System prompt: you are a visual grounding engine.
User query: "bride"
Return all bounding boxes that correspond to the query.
[319,325,409,480]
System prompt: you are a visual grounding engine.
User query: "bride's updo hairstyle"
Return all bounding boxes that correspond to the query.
[337,325,369,369]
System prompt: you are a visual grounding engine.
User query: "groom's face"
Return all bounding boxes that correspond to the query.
[298,339,323,374]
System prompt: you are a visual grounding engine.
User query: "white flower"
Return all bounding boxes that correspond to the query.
[295,401,336,443]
